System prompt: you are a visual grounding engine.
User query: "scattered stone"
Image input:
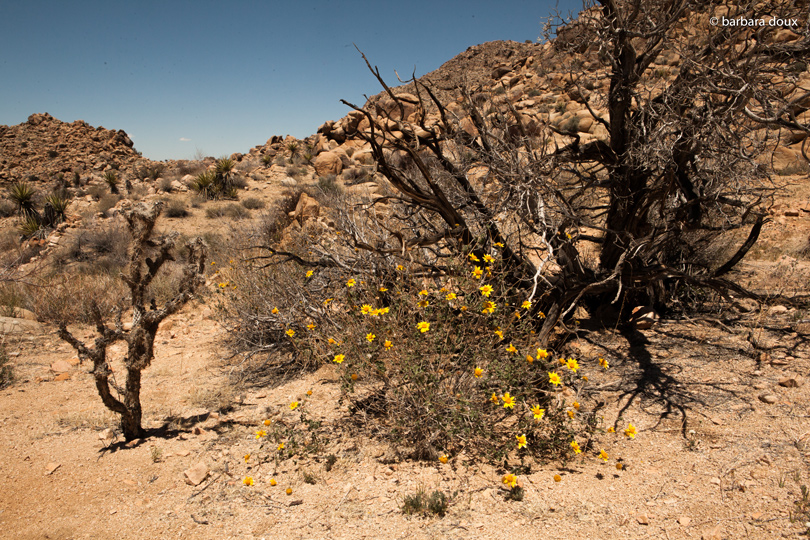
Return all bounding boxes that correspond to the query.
[53,373,71,382]
[709,416,723,425]
[635,513,649,525]
[175,450,191,457]
[778,375,803,388]
[125,439,142,448]
[678,516,691,526]
[50,360,73,373]
[99,428,115,442]
[184,462,209,486]
[701,524,723,540]
[758,394,778,404]
[45,462,61,475]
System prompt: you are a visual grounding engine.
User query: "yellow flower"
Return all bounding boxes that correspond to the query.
[255,430,266,439]
[306,389,312,396]
[482,301,496,314]
[538,311,546,319]
[218,282,227,289]
[548,372,562,386]
[468,253,480,262]
[307,323,316,330]
[272,307,279,314]
[624,423,637,439]
[333,353,345,364]
[479,284,494,297]
[472,266,483,279]
[361,304,373,315]
[384,340,393,350]
[570,440,582,454]
[573,401,580,410]
[323,298,333,306]
[502,392,515,409]
[290,401,299,410]
[474,367,484,378]
[366,333,376,342]
[351,373,358,381]
[270,478,277,486]
[536,348,549,360]
[531,405,545,420]
[599,357,609,369]
[553,474,562,482]
[439,454,449,464]
[286,487,293,495]
[490,392,499,404]
[521,300,532,309]
[370,309,381,316]
[328,337,337,345]
[286,329,295,337]
[567,410,575,418]
[599,449,609,462]
[525,354,534,363]
[506,343,517,354]
[418,289,429,296]
[494,329,504,340]
[416,321,430,333]
[277,442,285,451]
[306,270,314,278]
[346,278,356,287]
[396,265,404,271]
[582,375,589,381]
[378,307,389,315]
[244,454,250,463]
[616,463,623,470]
[607,426,615,433]
[263,419,271,426]
[513,311,521,320]
[417,300,429,308]
[558,357,566,365]
[516,434,527,449]
[566,358,580,372]
[243,476,254,486]
[446,292,457,301]
[483,254,494,263]
[502,474,518,488]
[379,286,388,292]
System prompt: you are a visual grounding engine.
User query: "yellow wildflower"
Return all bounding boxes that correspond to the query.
[286,329,295,337]
[270,478,277,486]
[439,454,449,464]
[607,426,615,433]
[263,419,271,426]
[243,476,254,486]
[306,389,312,396]
[506,343,517,354]
[446,292,457,301]
[290,401,299,411]
[396,264,404,271]
[502,392,515,409]
[255,430,266,439]
[599,357,609,369]
[468,253,479,262]
[599,449,609,462]
[570,440,582,454]
[384,340,393,350]
[479,284,494,297]
[566,358,580,372]
[472,266,483,279]
[416,321,430,333]
[482,301,496,314]
[417,300,429,308]
[490,392,499,404]
[323,298,333,306]
[493,242,504,248]
[307,323,315,330]
[502,474,518,488]
[573,401,580,410]
[624,423,637,439]
[379,286,388,292]
[346,278,356,287]
[306,270,314,278]
[379,307,389,315]
[548,372,562,386]
[418,289,429,296]
[366,332,376,342]
[483,254,494,263]
[494,329,504,340]
[567,410,575,418]
[244,454,250,463]
[536,348,549,360]
[516,434,527,449]
[333,353,345,364]
[526,354,534,363]
[521,300,532,309]
[361,304,373,315]
[553,474,562,482]
[286,487,293,495]
[272,307,279,314]
[328,337,337,345]
[531,405,545,420]
[538,311,546,319]
[474,367,484,378]
[277,442,285,451]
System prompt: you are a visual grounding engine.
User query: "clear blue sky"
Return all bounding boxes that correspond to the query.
[1,1,582,161]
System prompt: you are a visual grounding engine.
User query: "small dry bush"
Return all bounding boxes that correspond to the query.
[205,203,250,220]
[221,240,590,462]
[163,198,189,218]
[0,342,12,388]
[241,197,266,210]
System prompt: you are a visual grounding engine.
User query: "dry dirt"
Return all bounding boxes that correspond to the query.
[1,283,809,540]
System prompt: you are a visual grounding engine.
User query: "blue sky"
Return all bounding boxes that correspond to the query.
[1,1,582,161]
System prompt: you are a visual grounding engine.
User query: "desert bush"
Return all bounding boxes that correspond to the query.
[96,194,121,217]
[0,200,17,218]
[158,177,173,193]
[190,158,240,200]
[205,203,249,220]
[133,162,165,182]
[7,182,37,219]
[317,175,341,196]
[402,489,452,517]
[0,343,12,389]
[241,197,266,210]
[163,198,189,218]
[102,171,119,194]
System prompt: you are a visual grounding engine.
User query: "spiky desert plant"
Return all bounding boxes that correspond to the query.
[57,201,207,440]
[191,171,217,200]
[18,216,44,239]
[43,193,70,226]
[8,182,37,219]
[103,171,119,194]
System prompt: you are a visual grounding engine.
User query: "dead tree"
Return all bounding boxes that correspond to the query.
[332,0,808,345]
[58,202,206,440]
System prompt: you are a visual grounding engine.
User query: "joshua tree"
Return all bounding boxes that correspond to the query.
[58,201,206,440]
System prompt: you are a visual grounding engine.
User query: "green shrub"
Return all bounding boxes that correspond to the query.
[8,182,37,219]
[241,197,266,210]
[102,171,119,194]
[402,489,451,517]
[164,199,189,218]
[205,203,249,220]
[0,343,12,389]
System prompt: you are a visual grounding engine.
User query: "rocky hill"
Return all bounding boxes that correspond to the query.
[0,113,141,184]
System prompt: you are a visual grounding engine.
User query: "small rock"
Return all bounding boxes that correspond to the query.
[125,439,142,448]
[50,360,73,373]
[54,373,71,382]
[192,426,206,436]
[758,394,778,404]
[778,375,803,388]
[709,416,723,425]
[710,477,721,485]
[45,462,61,475]
[175,450,190,457]
[701,524,723,540]
[678,516,691,526]
[184,462,209,486]
[99,428,115,442]
[635,513,649,525]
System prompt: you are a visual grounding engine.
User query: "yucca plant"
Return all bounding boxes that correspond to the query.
[19,216,45,239]
[102,171,119,194]
[191,171,217,200]
[44,193,70,226]
[8,182,37,219]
